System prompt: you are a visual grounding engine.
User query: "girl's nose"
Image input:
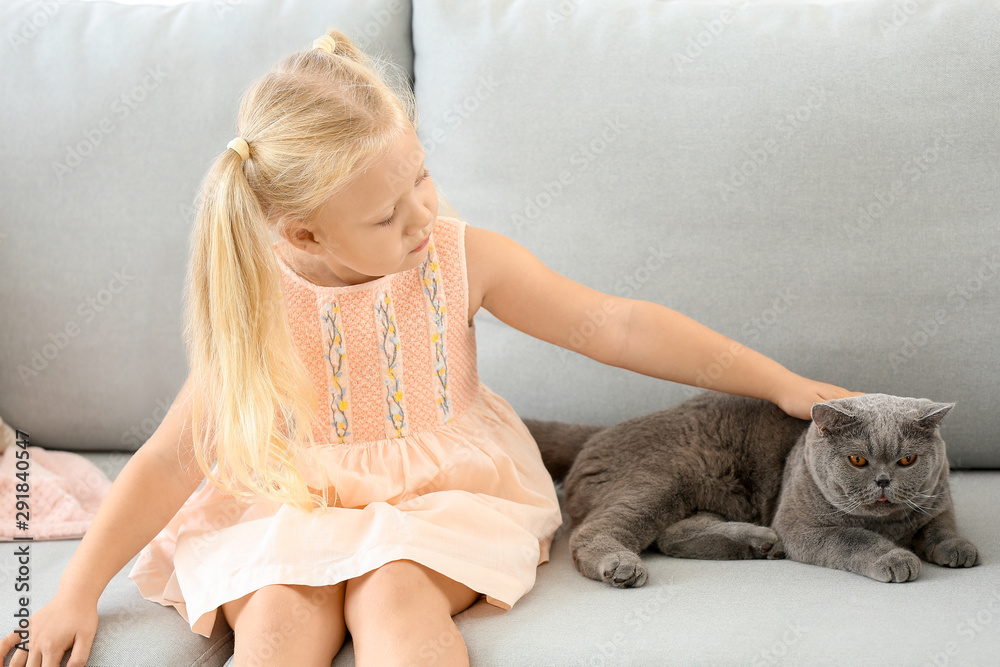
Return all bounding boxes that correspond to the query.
[405,209,432,235]
[404,216,424,235]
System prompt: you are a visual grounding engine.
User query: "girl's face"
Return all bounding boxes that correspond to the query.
[277,126,438,287]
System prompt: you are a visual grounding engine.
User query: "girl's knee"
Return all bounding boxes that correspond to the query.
[225,582,347,666]
[343,560,478,625]
[241,582,344,622]
[345,560,431,611]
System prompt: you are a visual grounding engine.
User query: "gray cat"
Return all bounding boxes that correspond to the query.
[525,391,979,588]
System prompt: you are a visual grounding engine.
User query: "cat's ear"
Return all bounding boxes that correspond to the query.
[811,402,858,435]
[914,401,955,430]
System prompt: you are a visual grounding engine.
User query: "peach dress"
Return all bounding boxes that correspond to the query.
[127,216,563,637]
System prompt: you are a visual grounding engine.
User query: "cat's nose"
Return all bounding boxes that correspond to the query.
[876,476,891,488]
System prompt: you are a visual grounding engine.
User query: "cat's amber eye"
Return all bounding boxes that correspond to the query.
[898,454,917,466]
[849,455,868,467]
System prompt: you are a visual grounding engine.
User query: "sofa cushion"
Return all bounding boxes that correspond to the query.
[0,0,413,451]
[2,452,997,666]
[412,0,1000,467]
[0,452,235,667]
[459,471,998,667]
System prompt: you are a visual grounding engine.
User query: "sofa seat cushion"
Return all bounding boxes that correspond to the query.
[3,452,996,666]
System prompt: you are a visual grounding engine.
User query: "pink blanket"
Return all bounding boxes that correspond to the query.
[0,419,112,541]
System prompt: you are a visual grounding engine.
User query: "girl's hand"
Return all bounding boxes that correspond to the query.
[0,589,98,667]
[772,375,865,421]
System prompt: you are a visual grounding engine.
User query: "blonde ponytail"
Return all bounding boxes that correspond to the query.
[183,29,418,511]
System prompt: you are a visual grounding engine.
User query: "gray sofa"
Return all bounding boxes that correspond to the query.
[2,0,998,665]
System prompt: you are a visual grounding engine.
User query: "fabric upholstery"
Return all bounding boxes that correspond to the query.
[412,0,1000,468]
[1,1,998,665]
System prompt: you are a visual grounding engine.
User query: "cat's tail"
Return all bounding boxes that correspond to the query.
[522,419,605,483]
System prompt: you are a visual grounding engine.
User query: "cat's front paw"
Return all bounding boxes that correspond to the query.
[869,548,921,583]
[598,550,648,588]
[925,537,980,568]
[766,537,786,560]
[748,527,784,559]
[739,526,785,559]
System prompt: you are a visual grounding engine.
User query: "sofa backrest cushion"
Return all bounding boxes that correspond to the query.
[412,0,1000,468]
[0,0,413,451]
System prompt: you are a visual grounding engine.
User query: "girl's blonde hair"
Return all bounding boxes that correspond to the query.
[184,29,448,512]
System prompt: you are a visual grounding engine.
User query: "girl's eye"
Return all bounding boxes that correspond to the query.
[898,454,917,466]
[376,169,431,228]
[849,455,868,467]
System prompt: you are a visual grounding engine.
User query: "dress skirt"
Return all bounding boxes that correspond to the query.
[127,383,563,637]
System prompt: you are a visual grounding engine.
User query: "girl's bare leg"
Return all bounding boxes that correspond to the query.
[221,582,347,667]
[344,559,482,667]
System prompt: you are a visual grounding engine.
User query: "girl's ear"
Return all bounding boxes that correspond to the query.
[277,219,316,249]
[811,402,858,435]
[279,217,301,241]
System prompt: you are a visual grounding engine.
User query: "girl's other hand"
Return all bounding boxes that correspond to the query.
[0,589,98,667]
[772,375,865,421]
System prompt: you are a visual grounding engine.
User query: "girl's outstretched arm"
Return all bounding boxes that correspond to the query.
[610,300,863,420]
[0,375,207,666]
[466,226,861,420]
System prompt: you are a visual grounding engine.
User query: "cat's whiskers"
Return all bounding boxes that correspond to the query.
[821,495,866,516]
[818,502,851,516]
[904,485,946,515]
[903,497,934,516]
[914,483,944,499]
[898,501,919,532]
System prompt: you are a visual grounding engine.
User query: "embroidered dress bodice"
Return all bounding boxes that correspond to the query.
[275,216,479,445]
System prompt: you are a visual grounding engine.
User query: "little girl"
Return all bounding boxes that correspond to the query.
[2,30,861,667]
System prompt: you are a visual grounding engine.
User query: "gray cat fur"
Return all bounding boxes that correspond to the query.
[524,391,979,588]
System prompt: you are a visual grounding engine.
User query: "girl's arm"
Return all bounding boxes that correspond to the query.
[466,226,860,420]
[0,375,208,666]
[608,299,861,419]
[57,374,207,601]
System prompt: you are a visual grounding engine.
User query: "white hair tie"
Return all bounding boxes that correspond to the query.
[227,137,250,162]
[313,35,338,54]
